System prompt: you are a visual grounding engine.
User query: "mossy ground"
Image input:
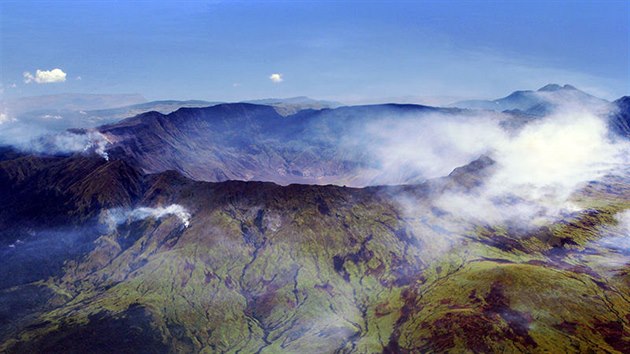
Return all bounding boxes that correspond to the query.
[1,176,629,353]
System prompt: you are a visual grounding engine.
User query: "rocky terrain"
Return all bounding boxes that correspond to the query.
[0,85,628,353]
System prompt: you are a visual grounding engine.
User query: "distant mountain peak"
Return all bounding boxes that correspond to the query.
[450,83,606,114]
[614,96,630,105]
[538,84,562,92]
[242,96,340,107]
[537,83,578,92]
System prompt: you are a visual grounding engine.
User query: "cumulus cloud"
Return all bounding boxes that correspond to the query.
[23,68,67,84]
[103,204,191,231]
[269,73,283,83]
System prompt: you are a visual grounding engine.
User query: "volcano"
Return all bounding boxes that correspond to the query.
[0,85,629,353]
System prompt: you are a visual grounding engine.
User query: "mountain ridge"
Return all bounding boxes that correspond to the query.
[450,84,609,115]
[99,102,463,186]
[0,85,628,352]
[0,148,628,352]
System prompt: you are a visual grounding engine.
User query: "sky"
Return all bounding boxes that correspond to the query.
[0,0,628,104]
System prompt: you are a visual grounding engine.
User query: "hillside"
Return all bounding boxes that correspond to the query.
[99,103,473,186]
[0,84,628,352]
[0,152,628,353]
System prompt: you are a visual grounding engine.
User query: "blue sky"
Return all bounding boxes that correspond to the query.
[0,0,628,104]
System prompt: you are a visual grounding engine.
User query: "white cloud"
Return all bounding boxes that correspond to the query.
[269,73,283,83]
[40,114,63,120]
[23,68,67,84]
[357,113,504,183]
[587,209,630,268]
[27,130,111,160]
[347,102,628,226]
[433,108,628,225]
[616,210,630,235]
[0,113,17,125]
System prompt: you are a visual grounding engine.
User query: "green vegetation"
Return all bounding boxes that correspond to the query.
[1,169,628,353]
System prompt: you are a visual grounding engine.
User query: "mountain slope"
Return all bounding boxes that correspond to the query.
[611,96,630,138]
[242,96,341,116]
[452,84,609,115]
[100,103,467,186]
[0,86,628,353]
[0,96,340,138]
[0,153,628,353]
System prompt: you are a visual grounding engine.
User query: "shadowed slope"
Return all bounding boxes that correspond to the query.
[100,103,463,186]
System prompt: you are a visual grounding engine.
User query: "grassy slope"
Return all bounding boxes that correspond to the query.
[1,173,629,353]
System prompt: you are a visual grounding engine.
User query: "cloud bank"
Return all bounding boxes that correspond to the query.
[355,113,505,183]
[439,108,627,225]
[23,68,67,84]
[350,103,629,226]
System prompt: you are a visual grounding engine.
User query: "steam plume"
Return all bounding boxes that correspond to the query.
[28,130,111,160]
[103,204,191,231]
[352,103,629,227]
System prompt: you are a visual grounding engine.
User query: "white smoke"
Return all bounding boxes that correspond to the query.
[492,108,623,189]
[577,209,630,271]
[356,113,505,184]
[616,210,630,235]
[598,209,630,251]
[0,109,111,160]
[435,108,628,225]
[103,204,191,231]
[354,103,629,226]
[25,130,111,160]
